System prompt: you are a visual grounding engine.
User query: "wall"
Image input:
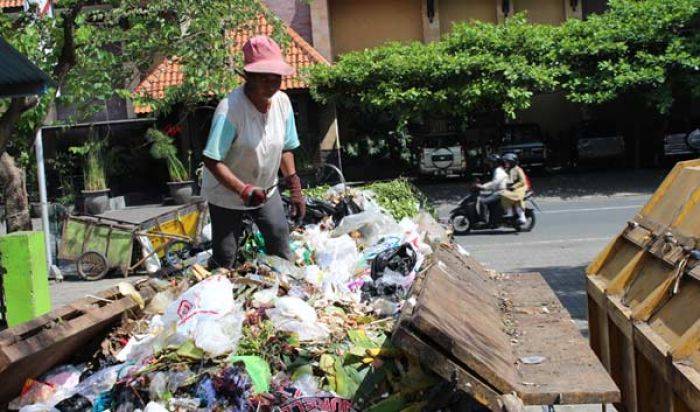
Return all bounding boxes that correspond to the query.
[328,0,423,58]
[514,0,565,24]
[440,0,497,35]
[263,0,312,43]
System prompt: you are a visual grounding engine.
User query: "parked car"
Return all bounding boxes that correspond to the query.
[664,127,700,158]
[417,134,467,177]
[498,124,548,169]
[573,122,625,164]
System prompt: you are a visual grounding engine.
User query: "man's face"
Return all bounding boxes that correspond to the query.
[246,72,282,100]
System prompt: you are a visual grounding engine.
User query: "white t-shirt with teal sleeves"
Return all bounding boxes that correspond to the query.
[202,86,300,210]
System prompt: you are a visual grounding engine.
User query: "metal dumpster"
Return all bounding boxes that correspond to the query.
[587,159,700,412]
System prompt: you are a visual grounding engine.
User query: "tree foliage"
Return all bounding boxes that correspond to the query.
[556,0,700,112]
[309,0,700,126]
[0,0,275,230]
[109,0,285,114]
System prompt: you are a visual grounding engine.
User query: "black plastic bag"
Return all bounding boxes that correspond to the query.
[55,394,93,412]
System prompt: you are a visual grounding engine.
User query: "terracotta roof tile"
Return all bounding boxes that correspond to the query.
[0,0,24,8]
[133,14,328,114]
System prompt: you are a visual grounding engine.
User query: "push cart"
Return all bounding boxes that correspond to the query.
[58,201,208,280]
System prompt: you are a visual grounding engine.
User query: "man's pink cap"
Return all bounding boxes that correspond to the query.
[242,35,295,77]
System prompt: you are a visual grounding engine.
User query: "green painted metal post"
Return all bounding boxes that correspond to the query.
[0,231,52,326]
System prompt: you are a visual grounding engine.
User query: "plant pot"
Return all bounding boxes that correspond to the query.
[168,181,195,205]
[82,189,110,215]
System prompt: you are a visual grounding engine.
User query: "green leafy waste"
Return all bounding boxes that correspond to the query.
[302,179,435,221]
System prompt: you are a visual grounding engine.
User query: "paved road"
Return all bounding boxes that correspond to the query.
[442,194,649,336]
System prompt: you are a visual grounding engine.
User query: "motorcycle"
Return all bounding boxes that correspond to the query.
[449,187,538,235]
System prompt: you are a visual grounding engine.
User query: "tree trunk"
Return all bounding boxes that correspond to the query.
[0,152,32,233]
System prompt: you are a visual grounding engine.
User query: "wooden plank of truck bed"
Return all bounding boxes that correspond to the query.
[501,272,620,404]
[394,246,619,407]
[0,280,157,406]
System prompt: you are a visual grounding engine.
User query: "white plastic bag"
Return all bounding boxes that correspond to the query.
[333,210,402,246]
[143,401,169,412]
[267,297,330,341]
[303,265,324,289]
[201,223,212,243]
[252,283,279,308]
[193,310,244,357]
[161,275,243,356]
[137,235,161,274]
[314,234,359,273]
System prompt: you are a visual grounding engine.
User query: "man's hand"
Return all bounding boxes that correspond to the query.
[241,184,267,207]
[285,173,306,220]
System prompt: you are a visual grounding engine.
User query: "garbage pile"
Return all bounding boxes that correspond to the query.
[11,182,460,412]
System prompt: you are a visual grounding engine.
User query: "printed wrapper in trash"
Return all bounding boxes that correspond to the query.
[161,275,243,356]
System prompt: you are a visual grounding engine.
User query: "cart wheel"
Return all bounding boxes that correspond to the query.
[77,251,109,281]
[164,240,194,268]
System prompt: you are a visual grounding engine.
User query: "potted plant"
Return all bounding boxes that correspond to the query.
[70,136,109,215]
[147,128,194,204]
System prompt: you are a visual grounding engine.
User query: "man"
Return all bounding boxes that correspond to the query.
[501,152,529,225]
[476,154,508,225]
[202,35,305,269]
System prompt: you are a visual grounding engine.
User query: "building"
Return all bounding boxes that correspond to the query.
[305,0,607,62]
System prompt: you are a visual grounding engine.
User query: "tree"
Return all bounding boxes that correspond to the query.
[310,15,559,128]
[309,0,700,163]
[556,0,700,112]
[0,2,116,231]
[0,0,277,232]
[110,0,284,114]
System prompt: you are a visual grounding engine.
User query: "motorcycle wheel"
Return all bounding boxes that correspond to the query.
[516,210,536,232]
[451,213,471,235]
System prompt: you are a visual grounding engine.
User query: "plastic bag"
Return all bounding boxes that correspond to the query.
[143,402,168,412]
[314,234,359,273]
[292,374,322,398]
[194,249,212,267]
[161,275,243,355]
[10,380,55,409]
[145,291,175,315]
[252,283,279,308]
[201,223,212,243]
[332,210,401,246]
[193,308,244,357]
[303,265,324,289]
[258,255,304,280]
[54,394,92,412]
[148,372,168,402]
[19,405,57,412]
[42,365,81,392]
[137,235,161,274]
[72,364,124,402]
[372,298,399,316]
[267,297,330,341]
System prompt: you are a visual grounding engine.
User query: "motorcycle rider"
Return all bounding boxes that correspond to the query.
[501,152,529,225]
[476,153,509,226]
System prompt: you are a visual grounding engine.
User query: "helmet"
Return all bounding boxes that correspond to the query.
[502,153,518,164]
[487,153,502,164]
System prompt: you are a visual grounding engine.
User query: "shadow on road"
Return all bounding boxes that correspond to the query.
[454,229,522,236]
[510,264,589,337]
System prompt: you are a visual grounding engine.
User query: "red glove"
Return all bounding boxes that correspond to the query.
[240,184,267,207]
[285,173,306,219]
